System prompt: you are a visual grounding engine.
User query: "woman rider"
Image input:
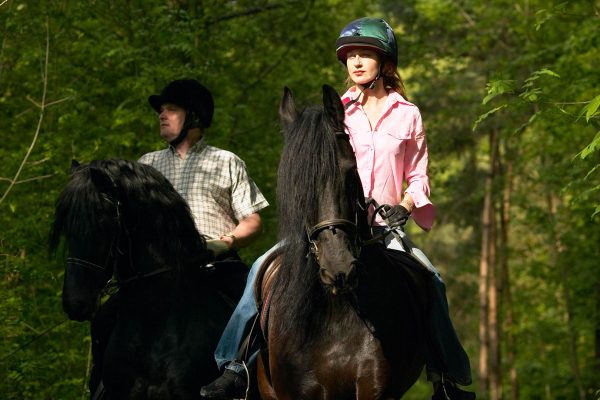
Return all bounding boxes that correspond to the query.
[201,17,475,400]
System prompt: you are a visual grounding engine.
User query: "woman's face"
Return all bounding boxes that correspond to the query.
[346,48,380,86]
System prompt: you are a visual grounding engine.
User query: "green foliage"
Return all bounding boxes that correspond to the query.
[1,0,599,398]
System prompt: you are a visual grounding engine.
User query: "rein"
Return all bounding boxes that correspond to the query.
[68,170,176,293]
[306,198,403,263]
[306,130,379,263]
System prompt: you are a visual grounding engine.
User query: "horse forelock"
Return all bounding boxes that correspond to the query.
[277,105,340,241]
[51,163,113,253]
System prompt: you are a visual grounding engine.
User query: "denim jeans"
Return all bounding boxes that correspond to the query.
[214,234,471,385]
[383,228,472,385]
[214,243,281,374]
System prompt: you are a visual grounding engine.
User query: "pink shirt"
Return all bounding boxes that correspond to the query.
[341,88,435,231]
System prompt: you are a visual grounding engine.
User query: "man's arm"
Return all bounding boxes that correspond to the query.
[219,212,262,250]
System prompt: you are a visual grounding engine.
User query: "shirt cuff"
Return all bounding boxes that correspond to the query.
[405,187,435,231]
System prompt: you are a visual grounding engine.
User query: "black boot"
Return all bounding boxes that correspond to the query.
[432,380,476,400]
[200,368,247,400]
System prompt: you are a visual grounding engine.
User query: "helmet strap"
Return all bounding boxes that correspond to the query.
[358,62,382,91]
[168,110,199,147]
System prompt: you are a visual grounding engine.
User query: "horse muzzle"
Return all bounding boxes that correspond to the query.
[62,297,97,321]
[319,261,358,295]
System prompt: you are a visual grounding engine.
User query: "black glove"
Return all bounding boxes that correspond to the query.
[382,204,411,228]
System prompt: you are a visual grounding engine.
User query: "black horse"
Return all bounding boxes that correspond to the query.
[50,159,246,399]
[256,85,431,399]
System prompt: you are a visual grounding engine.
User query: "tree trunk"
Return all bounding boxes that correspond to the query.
[479,130,497,397]
[547,193,585,400]
[488,130,501,400]
[596,280,600,375]
[499,158,518,400]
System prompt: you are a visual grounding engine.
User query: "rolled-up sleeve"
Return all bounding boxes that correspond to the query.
[403,113,435,231]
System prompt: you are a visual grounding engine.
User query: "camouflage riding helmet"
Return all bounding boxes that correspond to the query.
[335,17,398,66]
[148,79,214,129]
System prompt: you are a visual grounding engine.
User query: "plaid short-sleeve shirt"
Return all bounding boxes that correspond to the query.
[139,138,269,239]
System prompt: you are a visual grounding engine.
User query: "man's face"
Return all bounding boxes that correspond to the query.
[159,103,186,143]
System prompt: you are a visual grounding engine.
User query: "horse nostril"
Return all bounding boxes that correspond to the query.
[334,273,346,289]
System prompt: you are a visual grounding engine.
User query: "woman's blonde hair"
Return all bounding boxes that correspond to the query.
[381,59,407,99]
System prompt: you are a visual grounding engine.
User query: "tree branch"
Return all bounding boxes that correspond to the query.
[0,17,50,205]
[205,3,284,27]
[0,174,54,184]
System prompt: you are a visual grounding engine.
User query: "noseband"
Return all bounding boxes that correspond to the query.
[306,130,365,263]
[307,218,362,263]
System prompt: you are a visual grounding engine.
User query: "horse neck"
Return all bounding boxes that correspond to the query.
[115,241,201,300]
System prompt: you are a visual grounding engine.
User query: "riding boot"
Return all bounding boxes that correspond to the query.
[200,362,248,400]
[432,380,476,400]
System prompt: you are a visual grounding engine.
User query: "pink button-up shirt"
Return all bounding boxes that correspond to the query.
[341,87,435,231]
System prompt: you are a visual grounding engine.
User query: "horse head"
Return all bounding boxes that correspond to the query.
[53,159,210,321]
[51,161,121,321]
[278,85,368,294]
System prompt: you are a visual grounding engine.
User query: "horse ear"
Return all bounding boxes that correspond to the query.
[89,165,117,194]
[71,159,81,173]
[279,87,298,132]
[323,85,345,130]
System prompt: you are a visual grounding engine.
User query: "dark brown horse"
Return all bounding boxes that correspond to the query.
[256,85,430,399]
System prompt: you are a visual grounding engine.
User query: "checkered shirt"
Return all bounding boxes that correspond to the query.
[139,138,269,239]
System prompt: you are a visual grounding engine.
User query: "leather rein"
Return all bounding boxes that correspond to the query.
[306,131,392,262]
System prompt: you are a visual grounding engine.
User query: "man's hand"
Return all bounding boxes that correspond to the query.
[382,204,411,228]
[205,239,231,257]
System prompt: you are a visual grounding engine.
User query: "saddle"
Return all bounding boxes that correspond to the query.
[234,248,281,370]
[253,249,282,337]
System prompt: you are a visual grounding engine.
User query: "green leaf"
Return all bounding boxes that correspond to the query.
[482,79,515,105]
[472,105,507,131]
[535,68,560,79]
[577,131,600,159]
[581,95,600,122]
[584,164,600,180]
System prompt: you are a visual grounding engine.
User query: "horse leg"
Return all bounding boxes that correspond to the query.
[89,294,119,395]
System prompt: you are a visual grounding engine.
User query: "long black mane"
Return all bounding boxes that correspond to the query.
[50,159,208,276]
[274,101,359,339]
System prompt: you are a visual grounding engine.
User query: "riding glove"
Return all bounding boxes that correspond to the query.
[206,239,231,257]
[382,204,411,228]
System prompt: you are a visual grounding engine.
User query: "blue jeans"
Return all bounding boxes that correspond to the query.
[214,243,281,374]
[383,229,472,385]
[214,236,471,385]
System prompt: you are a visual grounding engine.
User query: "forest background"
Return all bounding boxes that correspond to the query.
[0,0,598,399]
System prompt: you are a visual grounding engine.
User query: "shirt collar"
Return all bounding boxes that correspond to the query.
[341,87,411,113]
[168,136,207,156]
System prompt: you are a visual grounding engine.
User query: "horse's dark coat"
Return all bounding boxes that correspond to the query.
[51,159,246,399]
[257,86,429,400]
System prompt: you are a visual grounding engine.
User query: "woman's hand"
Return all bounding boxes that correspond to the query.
[382,204,411,228]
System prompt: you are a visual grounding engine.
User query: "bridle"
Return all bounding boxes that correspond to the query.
[306,131,401,264]
[66,169,174,299]
[307,218,362,262]
[306,130,365,263]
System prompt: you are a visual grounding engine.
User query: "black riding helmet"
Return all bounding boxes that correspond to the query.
[148,79,214,145]
[335,17,398,66]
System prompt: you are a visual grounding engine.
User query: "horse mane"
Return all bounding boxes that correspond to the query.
[50,159,208,275]
[274,104,351,341]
